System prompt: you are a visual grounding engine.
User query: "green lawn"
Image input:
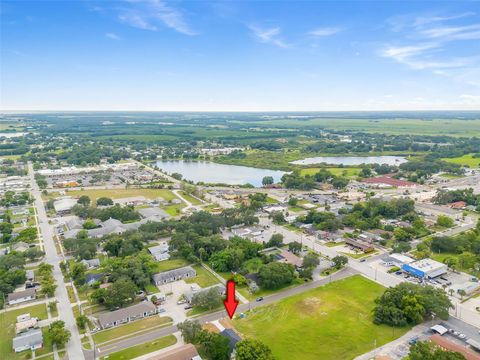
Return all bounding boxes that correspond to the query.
[442,154,480,168]
[163,203,186,216]
[66,188,179,202]
[185,265,220,288]
[152,258,191,273]
[93,316,172,344]
[0,303,48,360]
[299,167,361,178]
[102,335,177,360]
[234,275,410,360]
[66,285,76,303]
[179,191,203,205]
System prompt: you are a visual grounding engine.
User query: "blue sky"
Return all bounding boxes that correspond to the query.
[1,0,479,111]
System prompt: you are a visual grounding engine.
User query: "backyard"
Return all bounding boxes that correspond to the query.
[233,275,410,360]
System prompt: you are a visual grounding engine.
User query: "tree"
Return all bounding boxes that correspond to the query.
[262,176,274,186]
[298,267,313,279]
[191,287,223,310]
[288,241,302,254]
[270,211,286,225]
[102,277,137,310]
[236,339,275,360]
[70,262,87,285]
[196,330,230,360]
[303,253,320,269]
[266,233,283,248]
[409,340,466,360]
[96,197,114,206]
[373,283,452,326]
[77,195,91,206]
[76,315,88,330]
[437,215,455,228]
[332,255,348,269]
[178,320,202,343]
[47,321,71,347]
[288,197,298,206]
[258,262,295,289]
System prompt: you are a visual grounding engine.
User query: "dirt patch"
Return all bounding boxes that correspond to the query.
[297,297,322,313]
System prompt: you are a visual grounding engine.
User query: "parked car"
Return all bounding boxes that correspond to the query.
[184,305,192,310]
[256,297,264,302]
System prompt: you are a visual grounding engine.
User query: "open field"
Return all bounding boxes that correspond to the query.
[66,188,178,202]
[0,303,48,360]
[92,316,172,344]
[102,334,177,360]
[244,118,480,137]
[178,191,203,205]
[299,167,361,178]
[442,154,480,168]
[233,275,410,360]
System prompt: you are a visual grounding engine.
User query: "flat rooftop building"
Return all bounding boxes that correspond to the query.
[402,258,448,279]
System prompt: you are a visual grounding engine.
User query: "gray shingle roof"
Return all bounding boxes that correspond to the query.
[152,266,196,284]
[7,288,36,302]
[12,328,43,350]
[98,301,156,328]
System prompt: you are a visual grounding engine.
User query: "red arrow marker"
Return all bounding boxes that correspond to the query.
[224,280,239,319]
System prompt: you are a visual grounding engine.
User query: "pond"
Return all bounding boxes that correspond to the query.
[290,155,407,166]
[155,160,286,187]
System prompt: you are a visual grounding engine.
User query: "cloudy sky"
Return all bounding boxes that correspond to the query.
[1,0,479,111]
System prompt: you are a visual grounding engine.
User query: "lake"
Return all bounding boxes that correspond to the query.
[155,160,286,187]
[290,155,407,166]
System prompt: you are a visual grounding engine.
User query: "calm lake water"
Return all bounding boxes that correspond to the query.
[155,160,286,187]
[290,155,407,166]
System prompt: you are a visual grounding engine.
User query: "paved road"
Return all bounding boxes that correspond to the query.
[28,162,85,360]
[84,267,358,359]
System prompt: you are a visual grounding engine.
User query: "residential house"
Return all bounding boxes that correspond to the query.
[139,207,170,219]
[97,301,157,329]
[85,273,104,286]
[7,288,36,305]
[148,243,170,262]
[145,343,201,360]
[220,328,241,354]
[81,258,100,269]
[12,328,43,352]
[152,266,196,286]
[185,284,225,304]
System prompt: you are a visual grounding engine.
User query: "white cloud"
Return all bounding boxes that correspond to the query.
[105,32,120,40]
[308,27,343,37]
[420,24,480,40]
[460,94,480,104]
[248,25,289,48]
[117,0,195,35]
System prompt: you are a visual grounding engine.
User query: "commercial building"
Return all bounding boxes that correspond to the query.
[345,238,374,253]
[402,258,448,279]
[53,198,78,215]
[97,301,157,329]
[430,335,480,360]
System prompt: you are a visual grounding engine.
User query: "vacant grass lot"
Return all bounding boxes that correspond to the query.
[178,191,203,205]
[0,303,48,360]
[102,335,177,360]
[185,265,220,288]
[234,275,410,360]
[67,188,178,202]
[299,167,361,178]
[442,154,480,168]
[152,258,190,273]
[93,316,173,344]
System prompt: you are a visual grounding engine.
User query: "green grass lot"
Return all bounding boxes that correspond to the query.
[439,173,465,179]
[179,191,203,205]
[430,252,479,276]
[266,196,278,204]
[299,167,361,178]
[185,265,220,288]
[442,154,480,168]
[238,278,305,301]
[288,206,305,213]
[66,188,178,203]
[340,251,376,259]
[234,275,410,360]
[246,118,480,137]
[164,203,186,216]
[153,258,191,273]
[66,285,76,303]
[93,316,173,344]
[0,303,48,360]
[325,241,345,247]
[102,334,177,360]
